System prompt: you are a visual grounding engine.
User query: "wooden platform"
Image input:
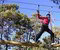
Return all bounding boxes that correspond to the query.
[51,44,60,47]
[0,40,39,47]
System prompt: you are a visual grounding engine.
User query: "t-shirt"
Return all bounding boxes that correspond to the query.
[36,14,50,25]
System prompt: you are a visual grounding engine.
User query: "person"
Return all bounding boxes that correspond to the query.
[36,10,54,43]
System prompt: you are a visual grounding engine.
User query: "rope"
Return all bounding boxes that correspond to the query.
[9,1,58,8]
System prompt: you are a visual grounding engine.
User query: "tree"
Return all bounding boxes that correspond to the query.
[0,4,32,50]
[42,36,53,50]
[30,13,41,34]
[52,26,60,37]
[0,4,19,50]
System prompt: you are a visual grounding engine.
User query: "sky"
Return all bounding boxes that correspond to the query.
[0,0,60,49]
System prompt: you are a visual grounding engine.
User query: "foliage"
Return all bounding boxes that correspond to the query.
[0,3,33,50]
[42,36,54,50]
[0,4,19,12]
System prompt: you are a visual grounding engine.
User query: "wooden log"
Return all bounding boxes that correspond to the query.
[51,44,60,47]
[0,40,39,47]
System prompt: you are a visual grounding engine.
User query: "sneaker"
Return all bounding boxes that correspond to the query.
[51,42,57,45]
[29,39,40,44]
[29,39,35,43]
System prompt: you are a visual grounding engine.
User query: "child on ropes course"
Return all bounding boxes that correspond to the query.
[36,10,55,43]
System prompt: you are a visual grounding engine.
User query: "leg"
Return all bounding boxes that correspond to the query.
[46,28,54,43]
[36,26,45,42]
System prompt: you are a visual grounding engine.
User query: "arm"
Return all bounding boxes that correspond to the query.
[36,13,47,19]
[36,10,47,19]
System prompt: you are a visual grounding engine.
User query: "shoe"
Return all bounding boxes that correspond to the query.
[51,42,57,45]
[29,39,40,44]
[29,39,35,43]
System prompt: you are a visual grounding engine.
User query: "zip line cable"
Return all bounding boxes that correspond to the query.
[20,7,60,13]
[5,0,60,9]
[8,1,58,8]
[19,2,58,8]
